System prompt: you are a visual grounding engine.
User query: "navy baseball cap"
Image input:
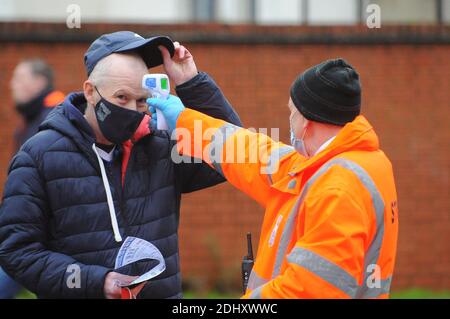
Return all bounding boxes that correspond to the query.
[84,31,175,76]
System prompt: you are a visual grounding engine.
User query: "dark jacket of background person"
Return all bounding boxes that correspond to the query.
[0,72,242,298]
[13,87,65,152]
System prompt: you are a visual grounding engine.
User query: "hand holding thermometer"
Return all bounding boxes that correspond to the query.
[142,74,170,130]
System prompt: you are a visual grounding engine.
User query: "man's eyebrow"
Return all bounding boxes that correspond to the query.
[140,90,151,98]
[113,88,149,98]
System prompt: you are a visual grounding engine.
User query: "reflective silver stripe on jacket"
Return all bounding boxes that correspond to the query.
[250,158,389,298]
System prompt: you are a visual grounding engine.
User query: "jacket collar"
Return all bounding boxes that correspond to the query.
[39,92,102,173]
[271,115,379,194]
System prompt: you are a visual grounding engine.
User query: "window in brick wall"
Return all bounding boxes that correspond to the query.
[441,0,450,24]
[255,0,306,25]
[0,0,447,25]
[307,0,360,25]
[215,0,255,24]
[0,0,193,23]
[192,0,216,22]
[365,0,439,24]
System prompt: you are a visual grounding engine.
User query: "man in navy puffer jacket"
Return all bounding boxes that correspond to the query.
[0,31,241,298]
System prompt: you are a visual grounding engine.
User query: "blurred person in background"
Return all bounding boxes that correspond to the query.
[10,58,64,153]
[0,58,64,299]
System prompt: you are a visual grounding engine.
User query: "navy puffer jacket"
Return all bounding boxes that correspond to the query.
[0,72,241,298]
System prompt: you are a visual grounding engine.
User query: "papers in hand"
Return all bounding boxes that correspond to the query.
[115,236,166,287]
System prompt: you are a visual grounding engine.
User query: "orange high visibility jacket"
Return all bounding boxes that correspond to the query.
[176,108,399,299]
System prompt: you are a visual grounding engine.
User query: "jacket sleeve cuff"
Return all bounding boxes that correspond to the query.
[175,72,215,109]
[84,265,112,299]
[174,71,204,92]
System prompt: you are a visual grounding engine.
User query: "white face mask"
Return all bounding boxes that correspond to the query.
[290,117,309,157]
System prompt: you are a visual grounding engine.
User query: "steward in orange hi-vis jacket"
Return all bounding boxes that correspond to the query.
[148,58,399,299]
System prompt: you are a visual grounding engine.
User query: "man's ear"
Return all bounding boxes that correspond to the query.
[83,80,96,106]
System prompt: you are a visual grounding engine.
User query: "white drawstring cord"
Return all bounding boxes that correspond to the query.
[92,143,123,242]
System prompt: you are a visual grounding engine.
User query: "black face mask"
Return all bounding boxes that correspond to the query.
[94,87,144,144]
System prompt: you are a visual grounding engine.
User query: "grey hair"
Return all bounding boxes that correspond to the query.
[87,56,113,87]
[21,58,54,87]
[87,52,144,87]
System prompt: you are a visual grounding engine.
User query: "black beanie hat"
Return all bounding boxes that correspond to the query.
[290,58,361,126]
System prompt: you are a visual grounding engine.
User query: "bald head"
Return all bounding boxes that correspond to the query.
[88,52,147,87]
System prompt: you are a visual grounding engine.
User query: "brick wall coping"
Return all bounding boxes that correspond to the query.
[1,22,449,45]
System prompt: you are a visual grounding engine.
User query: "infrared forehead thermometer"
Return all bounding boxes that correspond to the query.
[142,74,169,130]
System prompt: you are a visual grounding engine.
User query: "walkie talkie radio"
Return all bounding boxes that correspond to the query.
[241,232,254,294]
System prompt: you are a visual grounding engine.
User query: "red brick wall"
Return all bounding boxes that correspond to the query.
[0,24,448,292]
